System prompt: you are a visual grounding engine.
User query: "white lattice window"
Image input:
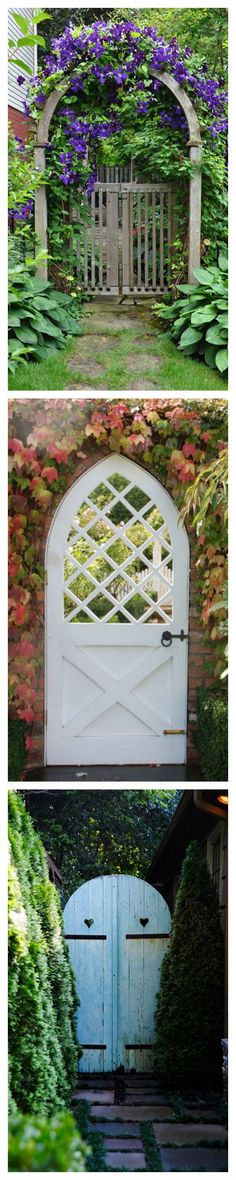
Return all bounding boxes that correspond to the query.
[63,473,173,624]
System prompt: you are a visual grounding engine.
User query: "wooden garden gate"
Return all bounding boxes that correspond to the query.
[63,874,171,1072]
[77,167,173,295]
[45,453,189,767]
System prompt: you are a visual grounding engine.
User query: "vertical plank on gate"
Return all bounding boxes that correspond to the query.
[99,188,103,288]
[106,190,119,291]
[129,192,134,289]
[168,190,172,283]
[160,190,164,288]
[144,192,149,288]
[137,192,141,289]
[91,191,95,288]
[152,192,156,290]
[122,191,129,290]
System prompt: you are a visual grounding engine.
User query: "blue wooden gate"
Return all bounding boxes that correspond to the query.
[64,874,171,1072]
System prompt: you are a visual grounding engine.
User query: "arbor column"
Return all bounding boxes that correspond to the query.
[34,145,47,279]
[188,142,202,283]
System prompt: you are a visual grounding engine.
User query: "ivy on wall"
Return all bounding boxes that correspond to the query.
[9,398,227,749]
[8,791,79,1114]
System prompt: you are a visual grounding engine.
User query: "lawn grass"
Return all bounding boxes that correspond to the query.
[8,321,227,392]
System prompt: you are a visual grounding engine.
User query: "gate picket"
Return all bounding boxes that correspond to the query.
[76,168,173,295]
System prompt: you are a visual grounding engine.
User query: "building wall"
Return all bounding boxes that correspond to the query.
[8,9,35,140]
[17,451,214,773]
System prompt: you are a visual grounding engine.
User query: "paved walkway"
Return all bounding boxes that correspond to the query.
[67,301,162,391]
[23,763,202,781]
[74,1073,227,1171]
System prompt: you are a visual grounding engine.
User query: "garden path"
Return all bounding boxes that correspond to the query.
[74,1073,228,1171]
[67,301,161,391]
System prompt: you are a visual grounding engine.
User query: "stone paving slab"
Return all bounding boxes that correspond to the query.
[106,1149,146,1169]
[88,1121,141,1136]
[160,1145,228,1171]
[153,1122,228,1145]
[91,1103,173,1120]
[74,1088,114,1103]
[104,1137,144,1150]
[126,1093,165,1104]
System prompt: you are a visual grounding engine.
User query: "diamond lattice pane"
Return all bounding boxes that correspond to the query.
[86,555,113,582]
[89,481,115,509]
[90,593,112,619]
[125,486,150,510]
[75,502,97,527]
[107,473,130,491]
[63,472,173,623]
[88,520,114,544]
[125,522,151,547]
[107,539,132,564]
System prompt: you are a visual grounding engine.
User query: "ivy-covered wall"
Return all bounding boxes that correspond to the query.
[9,398,227,769]
[8,791,79,1114]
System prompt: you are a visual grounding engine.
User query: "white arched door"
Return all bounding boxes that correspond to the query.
[64,874,171,1072]
[46,454,189,765]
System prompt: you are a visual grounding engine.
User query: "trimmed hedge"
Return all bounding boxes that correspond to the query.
[196,686,228,780]
[8,718,26,781]
[154,840,224,1091]
[8,792,79,1115]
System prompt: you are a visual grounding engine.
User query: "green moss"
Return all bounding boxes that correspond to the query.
[141,1122,163,1170]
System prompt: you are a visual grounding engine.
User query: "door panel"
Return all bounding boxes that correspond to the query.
[63,874,171,1073]
[46,454,189,765]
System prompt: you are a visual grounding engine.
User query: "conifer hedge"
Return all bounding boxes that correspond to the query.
[8,791,79,1115]
[154,840,224,1090]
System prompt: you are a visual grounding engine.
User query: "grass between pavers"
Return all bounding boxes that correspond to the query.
[73,1099,107,1171]
[8,326,227,392]
[141,1122,163,1170]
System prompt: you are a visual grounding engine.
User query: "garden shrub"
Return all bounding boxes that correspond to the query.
[154,840,224,1090]
[8,1110,89,1172]
[154,255,228,372]
[8,257,82,374]
[196,686,228,781]
[8,792,79,1115]
[8,718,26,781]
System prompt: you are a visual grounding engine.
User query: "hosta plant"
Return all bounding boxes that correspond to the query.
[154,254,228,373]
[8,254,82,374]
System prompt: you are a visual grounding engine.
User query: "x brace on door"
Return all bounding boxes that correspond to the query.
[62,640,173,737]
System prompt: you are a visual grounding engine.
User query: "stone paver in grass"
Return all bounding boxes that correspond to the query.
[126,1093,166,1105]
[74,1089,114,1103]
[88,1122,142,1137]
[106,1149,146,1169]
[104,1137,144,1150]
[153,1122,228,1145]
[160,1145,228,1171]
[91,1103,173,1120]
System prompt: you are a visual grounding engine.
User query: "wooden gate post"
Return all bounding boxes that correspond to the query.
[34,80,71,279]
[152,71,202,284]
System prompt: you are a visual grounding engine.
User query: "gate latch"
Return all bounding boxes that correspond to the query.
[161,629,188,647]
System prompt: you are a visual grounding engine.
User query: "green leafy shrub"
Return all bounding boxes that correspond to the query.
[8,718,26,781]
[8,1110,89,1172]
[8,257,82,374]
[154,254,228,373]
[8,792,79,1114]
[196,686,228,780]
[154,840,224,1090]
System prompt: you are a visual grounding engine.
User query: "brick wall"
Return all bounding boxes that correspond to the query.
[18,453,214,773]
[8,106,33,142]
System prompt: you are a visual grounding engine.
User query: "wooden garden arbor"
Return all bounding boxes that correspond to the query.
[34,69,202,285]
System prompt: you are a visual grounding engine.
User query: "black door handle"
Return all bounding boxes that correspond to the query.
[161,629,188,647]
